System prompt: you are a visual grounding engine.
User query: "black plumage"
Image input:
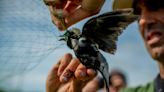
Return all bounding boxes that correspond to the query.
[60,9,138,92]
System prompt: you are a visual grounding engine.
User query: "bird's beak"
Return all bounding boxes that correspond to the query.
[59,35,66,41]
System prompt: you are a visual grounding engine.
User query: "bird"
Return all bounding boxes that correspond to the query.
[59,8,138,92]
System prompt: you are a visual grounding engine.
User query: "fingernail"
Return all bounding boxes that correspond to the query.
[63,70,74,78]
[62,77,68,82]
[80,72,86,77]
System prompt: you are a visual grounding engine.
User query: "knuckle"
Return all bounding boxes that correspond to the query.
[72,58,80,63]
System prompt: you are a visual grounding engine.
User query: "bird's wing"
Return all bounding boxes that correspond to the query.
[82,9,138,54]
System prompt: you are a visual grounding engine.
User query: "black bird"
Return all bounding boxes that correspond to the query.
[59,9,138,92]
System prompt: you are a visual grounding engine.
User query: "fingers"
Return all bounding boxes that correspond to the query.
[66,0,105,26]
[65,7,97,28]
[74,64,87,80]
[57,53,97,82]
[49,52,97,83]
[87,68,97,78]
[44,0,105,31]
[64,0,105,26]
[57,53,72,76]
[60,58,80,82]
[46,53,98,92]
[64,1,79,13]
[75,64,97,81]
[46,61,61,92]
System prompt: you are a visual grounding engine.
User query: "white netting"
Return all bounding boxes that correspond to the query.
[0,0,63,80]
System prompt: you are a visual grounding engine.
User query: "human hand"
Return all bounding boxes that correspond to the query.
[46,53,97,92]
[44,0,105,31]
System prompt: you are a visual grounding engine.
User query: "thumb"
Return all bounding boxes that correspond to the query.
[46,62,61,92]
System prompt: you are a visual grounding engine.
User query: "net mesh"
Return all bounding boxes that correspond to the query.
[0,0,63,80]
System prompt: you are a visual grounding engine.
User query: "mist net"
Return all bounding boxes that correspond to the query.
[0,0,63,80]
